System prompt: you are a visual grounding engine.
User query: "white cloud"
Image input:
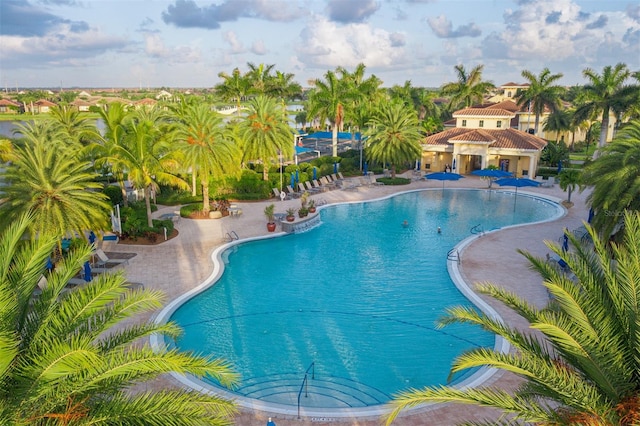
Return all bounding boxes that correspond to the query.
[143,33,201,64]
[251,39,267,55]
[223,30,245,54]
[295,15,407,70]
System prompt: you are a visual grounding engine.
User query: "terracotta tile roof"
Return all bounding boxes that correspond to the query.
[423,127,547,151]
[136,98,157,105]
[500,82,530,87]
[35,99,56,106]
[453,107,515,117]
[449,129,495,143]
[485,100,520,112]
[0,99,21,107]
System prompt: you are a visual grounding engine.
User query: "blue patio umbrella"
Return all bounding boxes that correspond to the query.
[494,177,541,210]
[333,162,338,174]
[471,169,513,189]
[46,257,54,273]
[452,158,456,171]
[562,232,569,252]
[290,173,295,188]
[312,167,317,180]
[83,261,92,282]
[88,230,96,248]
[587,207,594,223]
[295,169,299,183]
[557,160,563,174]
[363,162,368,175]
[426,171,464,192]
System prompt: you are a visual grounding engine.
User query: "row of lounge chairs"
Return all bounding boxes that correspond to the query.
[273,173,383,200]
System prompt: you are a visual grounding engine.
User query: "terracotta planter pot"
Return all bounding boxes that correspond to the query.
[266,222,277,232]
[308,207,316,213]
[286,216,295,222]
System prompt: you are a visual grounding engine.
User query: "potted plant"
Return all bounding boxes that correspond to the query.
[264,204,276,232]
[300,191,309,209]
[285,207,296,222]
[298,206,309,218]
[308,199,316,213]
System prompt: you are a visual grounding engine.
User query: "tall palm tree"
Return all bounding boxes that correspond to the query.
[385,210,640,425]
[581,119,640,237]
[214,68,252,116]
[270,70,302,100]
[0,212,239,425]
[235,95,293,181]
[441,64,495,110]
[89,102,132,206]
[573,63,635,154]
[306,69,351,157]
[364,101,423,178]
[115,108,188,227]
[245,62,275,95]
[514,67,565,137]
[173,104,239,215]
[543,108,572,143]
[0,132,110,238]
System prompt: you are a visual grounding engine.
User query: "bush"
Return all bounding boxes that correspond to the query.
[103,185,123,206]
[377,177,410,185]
[155,186,200,205]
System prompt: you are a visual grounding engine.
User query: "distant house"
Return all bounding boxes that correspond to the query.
[156,90,172,100]
[70,99,93,112]
[420,103,547,178]
[0,99,21,114]
[78,90,91,98]
[25,99,57,114]
[135,98,157,109]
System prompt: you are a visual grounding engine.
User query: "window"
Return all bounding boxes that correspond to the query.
[497,120,502,128]
[462,119,467,127]
[479,120,484,128]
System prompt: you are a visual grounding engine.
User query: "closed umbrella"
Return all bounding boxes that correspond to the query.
[333,162,338,174]
[363,162,368,176]
[557,160,563,174]
[587,208,594,223]
[494,177,541,210]
[83,261,92,282]
[562,232,569,252]
[295,169,299,183]
[46,257,54,273]
[290,173,295,189]
[452,158,456,171]
[312,167,317,180]
[426,172,464,192]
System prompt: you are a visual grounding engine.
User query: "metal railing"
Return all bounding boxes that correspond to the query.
[225,230,239,241]
[297,362,315,419]
[470,224,484,235]
[447,248,460,264]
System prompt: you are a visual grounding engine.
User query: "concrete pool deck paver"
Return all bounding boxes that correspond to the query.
[103,174,590,426]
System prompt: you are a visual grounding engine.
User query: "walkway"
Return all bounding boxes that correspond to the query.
[102,174,590,425]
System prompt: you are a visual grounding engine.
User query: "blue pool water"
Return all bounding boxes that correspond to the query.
[169,189,561,408]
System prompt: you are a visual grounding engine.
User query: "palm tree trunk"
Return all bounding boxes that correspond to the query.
[332,124,338,157]
[144,187,153,228]
[202,179,210,215]
[191,163,197,197]
[391,164,396,179]
[262,158,269,181]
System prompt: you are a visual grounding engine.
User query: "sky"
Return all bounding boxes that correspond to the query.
[0,0,639,90]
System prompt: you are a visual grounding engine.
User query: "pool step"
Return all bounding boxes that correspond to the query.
[236,373,390,408]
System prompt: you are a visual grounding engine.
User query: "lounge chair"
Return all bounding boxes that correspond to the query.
[312,179,326,192]
[273,187,289,201]
[95,249,129,268]
[305,181,320,193]
[297,182,307,193]
[286,185,300,198]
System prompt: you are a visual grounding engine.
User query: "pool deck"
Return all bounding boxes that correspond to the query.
[103,174,590,425]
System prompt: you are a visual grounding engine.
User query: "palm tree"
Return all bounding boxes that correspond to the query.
[515,67,565,137]
[115,108,188,227]
[235,95,293,181]
[558,168,581,203]
[245,62,275,95]
[48,104,96,148]
[214,68,252,116]
[0,131,110,238]
[581,119,640,237]
[173,104,239,215]
[0,212,239,425]
[306,69,351,157]
[543,108,572,143]
[441,64,495,110]
[364,101,423,178]
[573,63,635,154]
[269,70,302,100]
[89,102,132,206]
[386,209,640,425]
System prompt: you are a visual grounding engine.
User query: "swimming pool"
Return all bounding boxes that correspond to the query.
[161,189,563,415]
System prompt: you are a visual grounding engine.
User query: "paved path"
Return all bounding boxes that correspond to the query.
[103,174,590,425]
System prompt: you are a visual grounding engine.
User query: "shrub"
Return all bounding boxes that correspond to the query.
[377,177,410,185]
[103,185,123,206]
